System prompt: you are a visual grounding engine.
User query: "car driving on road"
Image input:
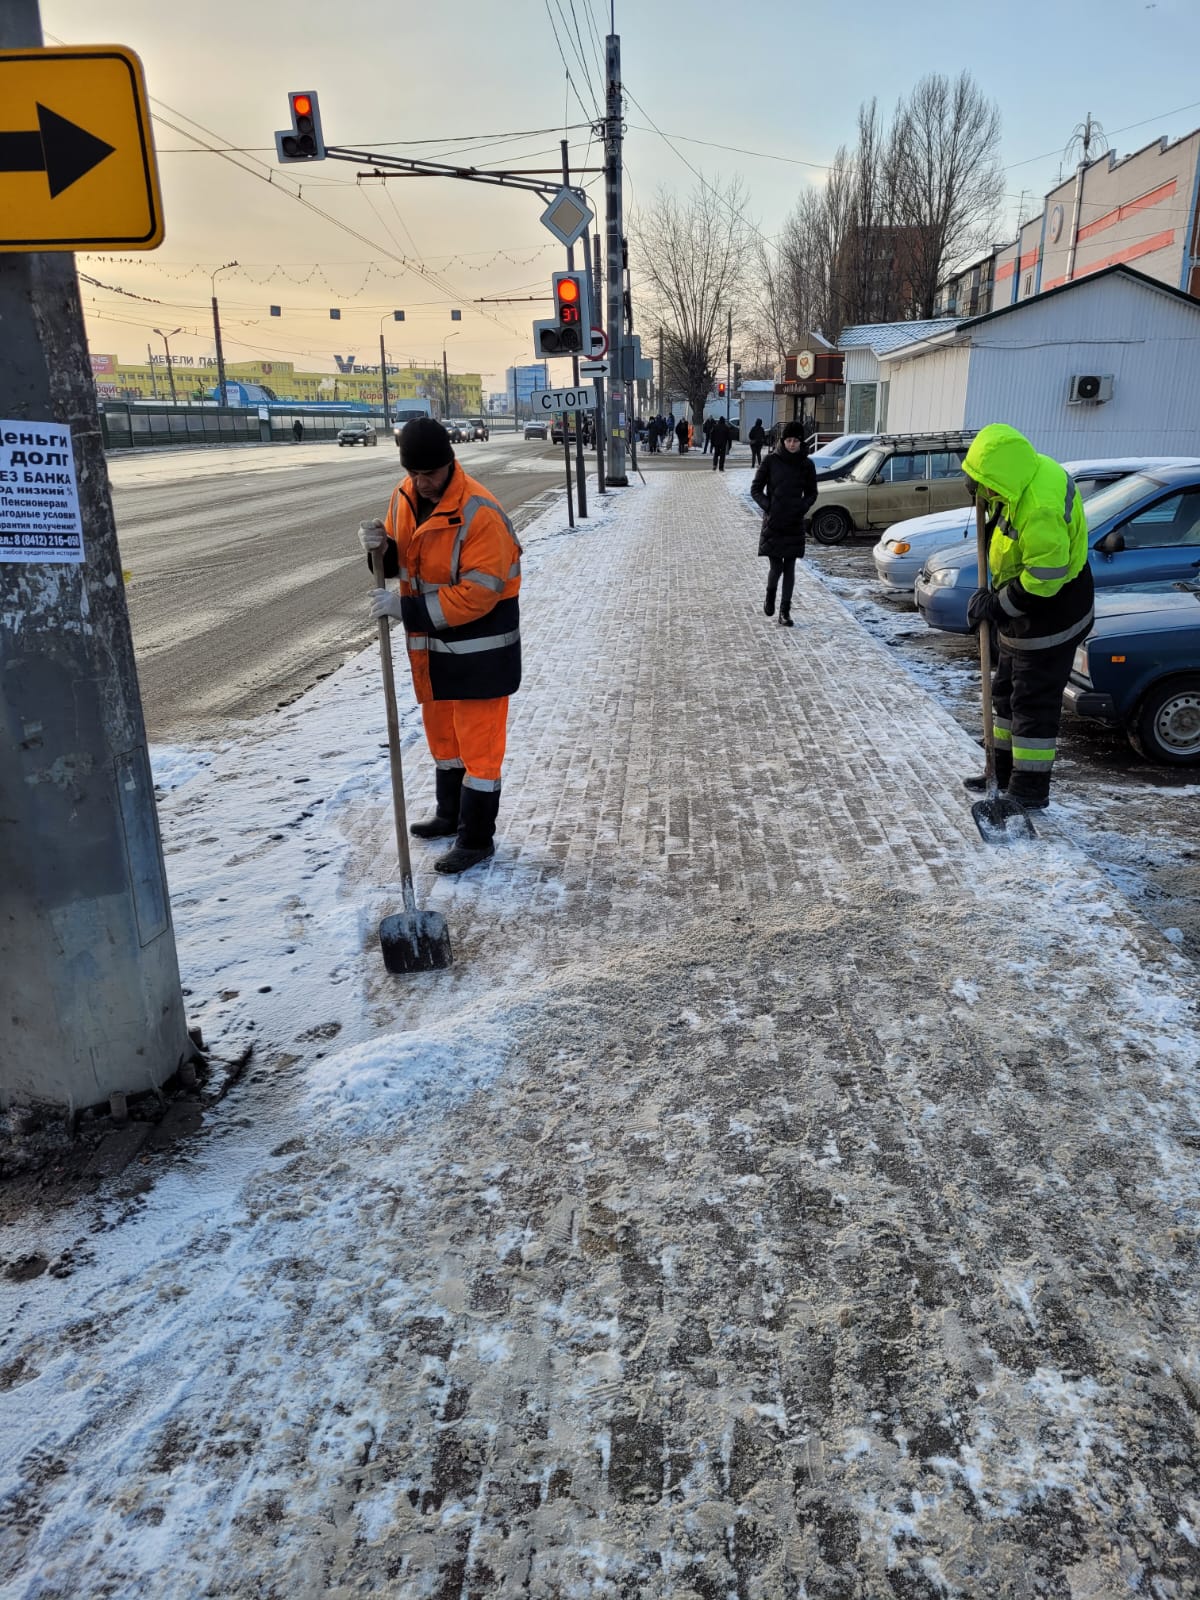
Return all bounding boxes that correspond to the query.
[336,422,377,447]
[914,464,1200,633]
[523,419,548,440]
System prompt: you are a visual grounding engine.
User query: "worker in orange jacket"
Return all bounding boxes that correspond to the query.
[358,417,522,874]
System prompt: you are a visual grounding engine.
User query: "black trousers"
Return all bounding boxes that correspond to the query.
[750,445,763,466]
[712,446,727,471]
[766,556,796,614]
[702,433,711,453]
[991,634,1078,795]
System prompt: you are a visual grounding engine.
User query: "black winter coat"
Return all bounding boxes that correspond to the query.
[751,446,817,558]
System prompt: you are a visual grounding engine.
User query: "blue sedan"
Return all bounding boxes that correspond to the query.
[1064,585,1200,764]
[914,466,1200,633]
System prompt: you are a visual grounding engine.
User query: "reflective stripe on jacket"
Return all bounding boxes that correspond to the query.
[962,423,1094,651]
[384,463,522,703]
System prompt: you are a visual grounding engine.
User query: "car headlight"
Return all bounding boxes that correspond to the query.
[926,568,960,588]
[1072,643,1091,682]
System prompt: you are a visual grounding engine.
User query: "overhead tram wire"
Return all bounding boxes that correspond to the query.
[544,0,600,124]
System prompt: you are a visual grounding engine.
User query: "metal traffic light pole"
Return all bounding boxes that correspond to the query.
[561,140,587,520]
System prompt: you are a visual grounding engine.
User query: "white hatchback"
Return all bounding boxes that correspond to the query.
[870,457,1200,598]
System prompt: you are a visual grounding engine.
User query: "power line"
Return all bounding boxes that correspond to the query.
[543,0,598,124]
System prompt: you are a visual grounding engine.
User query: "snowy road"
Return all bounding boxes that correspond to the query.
[108,434,564,740]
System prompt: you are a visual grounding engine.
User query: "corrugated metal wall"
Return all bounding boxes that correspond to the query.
[962,274,1200,458]
[887,346,971,432]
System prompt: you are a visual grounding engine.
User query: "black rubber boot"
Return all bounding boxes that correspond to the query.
[764,588,776,617]
[1007,770,1052,810]
[778,612,794,628]
[435,785,499,874]
[963,749,1012,793]
[411,767,463,839]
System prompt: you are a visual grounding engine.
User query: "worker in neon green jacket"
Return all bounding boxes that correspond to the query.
[961,424,1095,810]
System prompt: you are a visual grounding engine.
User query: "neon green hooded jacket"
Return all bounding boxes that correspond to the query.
[962,424,1090,606]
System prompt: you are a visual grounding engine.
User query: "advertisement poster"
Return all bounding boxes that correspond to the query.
[0,421,84,563]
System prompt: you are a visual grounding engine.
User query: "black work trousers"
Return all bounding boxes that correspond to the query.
[750,445,763,467]
[766,556,796,616]
[711,446,727,472]
[991,633,1079,799]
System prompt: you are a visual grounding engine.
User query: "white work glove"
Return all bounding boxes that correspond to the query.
[369,588,404,621]
[357,519,388,554]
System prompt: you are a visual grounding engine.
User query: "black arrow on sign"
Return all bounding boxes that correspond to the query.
[0,103,115,198]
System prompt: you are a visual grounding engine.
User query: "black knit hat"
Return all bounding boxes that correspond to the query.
[398,416,454,472]
[781,420,807,442]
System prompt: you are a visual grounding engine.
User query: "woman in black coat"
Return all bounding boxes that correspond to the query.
[750,420,817,626]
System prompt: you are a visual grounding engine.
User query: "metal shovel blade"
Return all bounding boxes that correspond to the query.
[971,793,1038,844]
[379,909,453,973]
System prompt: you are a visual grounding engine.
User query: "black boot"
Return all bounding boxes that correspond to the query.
[411,766,463,839]
[1007,770,1052,810]
[435,785,499,874]
[764,588,776,617]
[778,611,793,627]
[963,749,1013,793]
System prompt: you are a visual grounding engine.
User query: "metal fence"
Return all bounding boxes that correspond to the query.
[98,403,388,451]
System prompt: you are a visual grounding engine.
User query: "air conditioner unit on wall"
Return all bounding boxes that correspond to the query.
[1067,374,1114,404]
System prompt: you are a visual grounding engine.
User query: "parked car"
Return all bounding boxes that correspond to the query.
[914,465,1200,633]
[808,432,877,473]
[1064,584,1200,764]
[524,419,548,440]
[336,422,377,447]
[872,459,1200,596]
[813,444,877,483]
[807,431,978,545]
[467,418,489,441]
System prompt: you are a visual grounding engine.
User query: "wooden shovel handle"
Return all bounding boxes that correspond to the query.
[371,547,416,902]
[975,498,998,792]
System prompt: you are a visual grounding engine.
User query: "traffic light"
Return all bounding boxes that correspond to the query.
[718,381,726,397]
[534,271,590,357]
[275,91,326,162]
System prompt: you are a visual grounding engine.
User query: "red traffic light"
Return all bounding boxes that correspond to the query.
[557,278,579,304]
[718,382,726,396]
[291,93,313,117]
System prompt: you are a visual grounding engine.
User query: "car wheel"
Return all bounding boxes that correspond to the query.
[1131,675,1200,765]
[811,507,852,545]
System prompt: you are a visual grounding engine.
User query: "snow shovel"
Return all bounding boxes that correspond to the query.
[971,498,1037,845]
[370,550,453,973]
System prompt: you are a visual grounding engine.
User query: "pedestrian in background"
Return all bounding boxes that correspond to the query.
[358,416,522,873]
[748,419,765,467]
[675,417,689,454]
[665,411,675,451]
[750,420,817,628]
[702,415,714,454]
[710,414,731,473]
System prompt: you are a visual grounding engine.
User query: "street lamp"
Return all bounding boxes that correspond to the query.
[379,310,404,432]
[152,327,183,406]
[210,261,238,405]
[442,330,461,419]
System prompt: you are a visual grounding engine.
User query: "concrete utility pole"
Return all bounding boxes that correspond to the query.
[604,31,627,486]
[153,326,181,405]
[210,260,237,405]
[0,0,191,1112]
[589,232,606,493]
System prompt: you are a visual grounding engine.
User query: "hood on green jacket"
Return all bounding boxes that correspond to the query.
[962,423,1040,505]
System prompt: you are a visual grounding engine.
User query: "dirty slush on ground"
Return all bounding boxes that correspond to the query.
[4,472,1200,1598]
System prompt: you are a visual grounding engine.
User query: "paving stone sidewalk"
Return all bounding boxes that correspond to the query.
[7,469,1200,1599]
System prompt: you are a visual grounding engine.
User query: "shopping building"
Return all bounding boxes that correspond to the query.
[90,355,482,414]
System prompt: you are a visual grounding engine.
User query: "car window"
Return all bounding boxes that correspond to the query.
[1118,488,1200,549]
[1076,473,1120,500]
[875,452,926,484]
[849,448,887,483]
[1085,472,1165,530]
[928,450,965,479]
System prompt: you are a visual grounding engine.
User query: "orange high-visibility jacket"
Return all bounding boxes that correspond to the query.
[383,462,522,703]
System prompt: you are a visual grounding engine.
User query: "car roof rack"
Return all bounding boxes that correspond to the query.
[869,430,978,446]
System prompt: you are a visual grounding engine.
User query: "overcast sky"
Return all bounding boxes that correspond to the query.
[34,0,1200,392]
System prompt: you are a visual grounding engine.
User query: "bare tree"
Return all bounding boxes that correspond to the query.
[632,177,751,425]
[891,72,1004,317]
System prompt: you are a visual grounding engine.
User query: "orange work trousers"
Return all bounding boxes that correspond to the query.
[421,698,509,787]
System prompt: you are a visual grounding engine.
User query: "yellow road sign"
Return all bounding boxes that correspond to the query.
[0,45,163,252]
